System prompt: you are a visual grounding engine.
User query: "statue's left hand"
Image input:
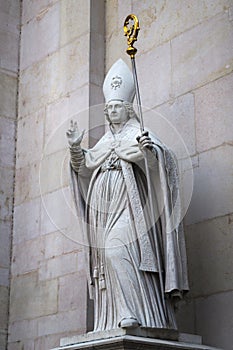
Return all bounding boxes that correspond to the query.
[137,131,154,151]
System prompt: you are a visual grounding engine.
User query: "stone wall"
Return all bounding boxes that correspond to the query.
[8,1,105,349]
[105,1,233,349]
[0,1,20,349]
[4,1,233,350]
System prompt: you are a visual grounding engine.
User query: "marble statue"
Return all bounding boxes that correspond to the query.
[67,59,189,332]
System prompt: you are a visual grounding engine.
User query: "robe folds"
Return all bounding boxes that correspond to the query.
[70,118,189,331]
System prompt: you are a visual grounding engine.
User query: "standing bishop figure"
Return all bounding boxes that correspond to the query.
[67,59,189,332]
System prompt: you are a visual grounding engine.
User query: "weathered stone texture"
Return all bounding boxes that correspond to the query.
[19,34,89,118]
[149,93,196,156]
[0,117,16,168]
[39,253,78,281]
[186,145,233,225]
[186,215,233,298]
[39,148,69,195]
[20,2,60,70]
[58,273,87,312]
[40,188,83,247]
[8,318,38,343]
[171,12,233,97]
[44,231,81,260]
[60,0,90,46]
[14,161,41,206]
[10,273,58,322]
[136,42,171,108]
[13,198,41,244]
[0,268,9,287]
[0,221,11,268]
[16,109,44,169]
[38,309,86,337]
[11,238,44,276]
[21,0,56,24]
[0,167,14,221]
[6,1,233,350]
[45,86,89,155]
[0,30,19,72]
[0,2,20,349]
[132,0,231,54]
[0,286,9,329]
[0,71,17,119]
[195,73,233,152]
[196,291,233,350]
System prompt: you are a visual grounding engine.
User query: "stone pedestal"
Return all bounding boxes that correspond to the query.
[51,328,221,350]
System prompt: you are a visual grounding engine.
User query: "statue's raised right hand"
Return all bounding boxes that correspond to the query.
[66,120,85,146]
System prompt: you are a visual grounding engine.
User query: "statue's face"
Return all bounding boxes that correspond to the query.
[106,100,128,124]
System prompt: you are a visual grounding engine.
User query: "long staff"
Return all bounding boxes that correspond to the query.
[124,14,167,321]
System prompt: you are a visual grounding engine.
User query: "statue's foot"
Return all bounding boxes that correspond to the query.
[119,317,139,328]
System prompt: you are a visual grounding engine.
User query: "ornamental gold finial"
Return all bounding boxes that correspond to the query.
[124,14,140,58]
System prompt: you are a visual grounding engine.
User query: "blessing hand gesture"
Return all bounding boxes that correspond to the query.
[66,120,84,147]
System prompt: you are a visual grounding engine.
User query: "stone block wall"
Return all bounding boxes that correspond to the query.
[105,1,233,349]
[8,1,105,349]
[2,1,232,350]
[0,1,20,349]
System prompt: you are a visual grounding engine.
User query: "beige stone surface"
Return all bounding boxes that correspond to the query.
[150,93,196,156]
[45,85,89,155]
[10,272,58,322]
[186,214,233,298]
[172,12,233,97]
[0,166,14,220]
[39,148,69,195]
[34,334,63,350]
[195,73,233,152]
[8,339,32,350]
[38,309,86,337]
[0,268,9,287]
[40,187,80,240]
[19,34,89,118]
[13,198,40,244]
[0,286,9,329]
[58,273,87,312]
[185,145,233,224]
[0,0,20,20]
[0,117,16,168]
[0,220,11,267]
[21,1,60,70]
[39,252,78,281]
[90,32,105,87]
[44,231,81,259]
[16,109,44,168]
[0,30,19,72]
[21,0,57,24]
[0,10,19,34]
[14,161,41,206]
[131,0,230,53]
[136,41,171,108]
[60,0,89,47]
[0,332,7,350]
[175,299,195,335]
[11,238,44,276]
[8,318,38,342]
[196,291,233,350]
[0,71,17,119]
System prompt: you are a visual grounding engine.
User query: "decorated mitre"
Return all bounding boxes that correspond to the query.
[103,59,135,103]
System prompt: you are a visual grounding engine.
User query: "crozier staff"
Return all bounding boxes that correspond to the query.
[67,57,189,331]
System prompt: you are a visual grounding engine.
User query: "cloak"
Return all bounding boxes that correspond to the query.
[70,118,189,297]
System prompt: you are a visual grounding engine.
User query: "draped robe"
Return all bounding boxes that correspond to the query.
[70,118,189,331]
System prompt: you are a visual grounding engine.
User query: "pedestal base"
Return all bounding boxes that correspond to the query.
[51,328,221,350]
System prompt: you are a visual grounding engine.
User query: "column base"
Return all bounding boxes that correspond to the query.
[51,328,221,350]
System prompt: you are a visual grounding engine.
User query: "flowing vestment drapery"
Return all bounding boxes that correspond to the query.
[70,118,189,331]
